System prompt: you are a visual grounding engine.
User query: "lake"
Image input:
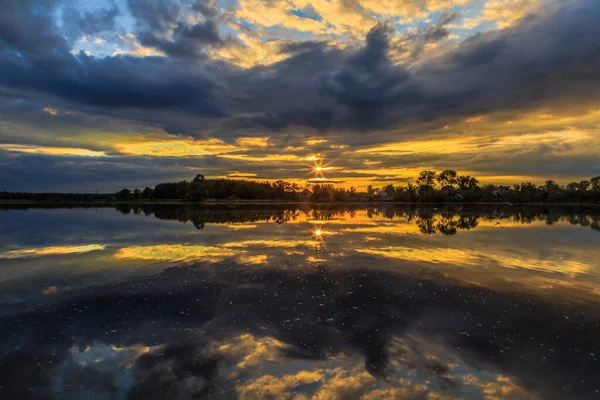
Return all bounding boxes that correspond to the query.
[1,204,599,399]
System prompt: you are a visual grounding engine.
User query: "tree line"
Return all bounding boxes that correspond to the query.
[115,174,301,202]
[111,203,600,233]
[366,170,600,203]
[113,171,600,203]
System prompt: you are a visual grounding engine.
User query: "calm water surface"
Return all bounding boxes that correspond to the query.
[1,205,599,399]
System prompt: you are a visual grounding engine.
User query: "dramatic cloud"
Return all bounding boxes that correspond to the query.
[1,0,600,190]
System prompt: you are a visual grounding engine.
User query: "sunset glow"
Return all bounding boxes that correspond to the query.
[3,1,600,395]
[0,0,598,192]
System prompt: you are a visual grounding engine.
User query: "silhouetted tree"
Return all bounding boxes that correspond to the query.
[116,189,132,200]
[457,175,479,191]
[142,187,154,199]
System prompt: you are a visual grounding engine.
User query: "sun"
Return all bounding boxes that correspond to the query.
[310,158,333,179]
[314,228,322,236]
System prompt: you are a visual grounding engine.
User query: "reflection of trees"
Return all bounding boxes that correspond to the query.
[120,205,306,229]
[437,218,458,236]
[456,215,479,230]
[416,215,437,235]
[103,204,600,234]
[363,205,600,235]
[311,206,357,221]
[2,203,598,234]
[115,204,132,215]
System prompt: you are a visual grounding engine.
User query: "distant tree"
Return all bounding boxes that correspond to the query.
[591,176,600,192]
[416,171,437,188]
[543,180,562,202]
[116,189,132,200]
[437,170,458,201]
[566,182,579,192]
[332,187,346,202]
[579,180,591,191]
[186,182,207,201]
[273,180,287,199]
[457,175,479,191]
[142,186,154,199]
[367,185,376,196]
[153,183,178,199]
[193,174,205,183]
[174,181,190,199]
[416,170,437,198]
[437,169,458,190]
[544,180,560,192]
[133,188,142,200]
[384,184,395,197]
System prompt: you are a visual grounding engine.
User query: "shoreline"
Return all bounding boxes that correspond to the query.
[1,199,599,206]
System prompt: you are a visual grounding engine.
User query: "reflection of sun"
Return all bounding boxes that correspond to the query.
[311,226,327,243]
[311,226,330,261]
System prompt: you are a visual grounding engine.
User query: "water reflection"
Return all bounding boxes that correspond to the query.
[117,203,600,234]
[0,205,599,399]
[3,203,599,233]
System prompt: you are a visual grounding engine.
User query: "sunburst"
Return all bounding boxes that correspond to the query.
[309,158,333,180]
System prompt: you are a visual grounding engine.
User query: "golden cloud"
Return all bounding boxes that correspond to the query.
[0,144,108,157]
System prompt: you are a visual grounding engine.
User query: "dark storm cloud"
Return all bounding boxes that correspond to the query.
[0,96,124,137]
[128,0,224,58]
[0,1,229,123]
[138,19,223,58]
[3,52,230,113]
[2,0,600,137]
[0,0,68,56]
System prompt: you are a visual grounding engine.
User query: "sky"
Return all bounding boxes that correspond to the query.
[1,0,600,192]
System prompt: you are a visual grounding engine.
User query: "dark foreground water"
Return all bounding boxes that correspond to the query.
[1,204,599,399]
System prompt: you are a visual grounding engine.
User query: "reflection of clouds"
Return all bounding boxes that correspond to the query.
[356,246,482,266]
[223,239,321,249]
[0,244,106,259]
[3,206,600,399]
[69,343,160,370]
[228,332,532,400]
[475,376,532,400]
[237,254,268,265]
[114,244,236,262]
[217,334,288,370]
[285,250,305,256]
[342,224,423,235]
[112,238,324,265]
[355,246,592,276]
[0,261,598,399]
[226,224,258,230]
